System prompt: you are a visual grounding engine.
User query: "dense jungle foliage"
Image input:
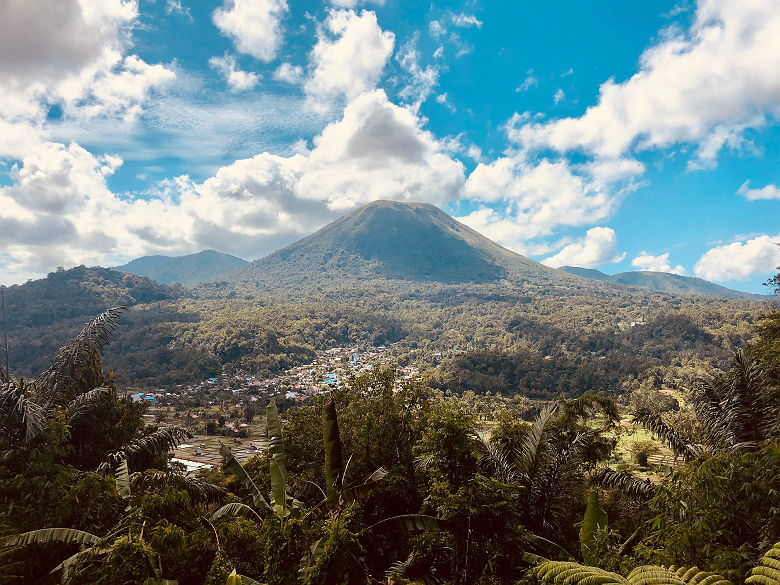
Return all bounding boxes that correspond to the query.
[1,298,778,584]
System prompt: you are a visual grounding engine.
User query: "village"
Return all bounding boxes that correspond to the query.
[135,343,422,471]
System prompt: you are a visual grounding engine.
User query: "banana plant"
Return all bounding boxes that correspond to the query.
[307,394,393,520]
[214,400,303,525]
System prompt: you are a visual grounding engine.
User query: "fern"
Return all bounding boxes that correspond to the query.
[746,543,780,585]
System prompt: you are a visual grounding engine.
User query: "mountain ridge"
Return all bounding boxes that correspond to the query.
[114,249,248,285]
[559,266,764,299]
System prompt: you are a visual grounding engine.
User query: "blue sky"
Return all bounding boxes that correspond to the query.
[0,0,778,293]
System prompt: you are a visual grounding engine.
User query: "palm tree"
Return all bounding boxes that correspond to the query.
[475,403,597,539]
[0,307,189,469]
[638,349,778,461]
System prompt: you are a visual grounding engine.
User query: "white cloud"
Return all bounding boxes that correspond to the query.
[0,0,173,125]
[553,88,565,105]
[305,10,395,110]
[274,62,304,84]
[694,234,780,282]
[631,251,686,275]
[510,0,780,166]
[396,36,439,112]
[542,227,625,268]
[461,155,623,244]
[737,180,780,201]
[212,0,288,62]
[429,20,446,39]
[209,54,260,91]
[296,90,465,210]
[166,0,192,19]
[451,13,482,29]
[516,70,537,92]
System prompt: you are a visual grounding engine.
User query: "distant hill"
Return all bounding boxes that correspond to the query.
[114,250,248,285]
[2,265,181,330]
[559,266,763,299]
[222,200,560,288]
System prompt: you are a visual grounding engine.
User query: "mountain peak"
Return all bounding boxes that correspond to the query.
[227,200,555,286]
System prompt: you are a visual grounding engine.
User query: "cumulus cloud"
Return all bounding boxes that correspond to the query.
[305,10,394,109]
[0,0,173,125]
[542,227,625,268]
[212,0,288,62]
[737,180,780,201]
[209,54,260,91]
[0,89,466,283]
[459,155,629,248]
[509,0,780,167]
[694,234,780,282]
[296,90,465,210]
[631,252,686,275]
[274,62,304,84]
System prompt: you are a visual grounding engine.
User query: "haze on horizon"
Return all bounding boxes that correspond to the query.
[1,0,779,294]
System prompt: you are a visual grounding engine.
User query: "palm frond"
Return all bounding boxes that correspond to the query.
[385,552,439,585]
[131,468,227,506]
[35,306,126,408]
[100,426,191,473]
[626,566,686,585]
[636,414,698,461]
[671,567,732,585]
[535,561,627,585]
[0,379,45,445]
[474,430,518,484]
[66,386,113,425]
[591,468,657,499]
[517,403,557,478]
